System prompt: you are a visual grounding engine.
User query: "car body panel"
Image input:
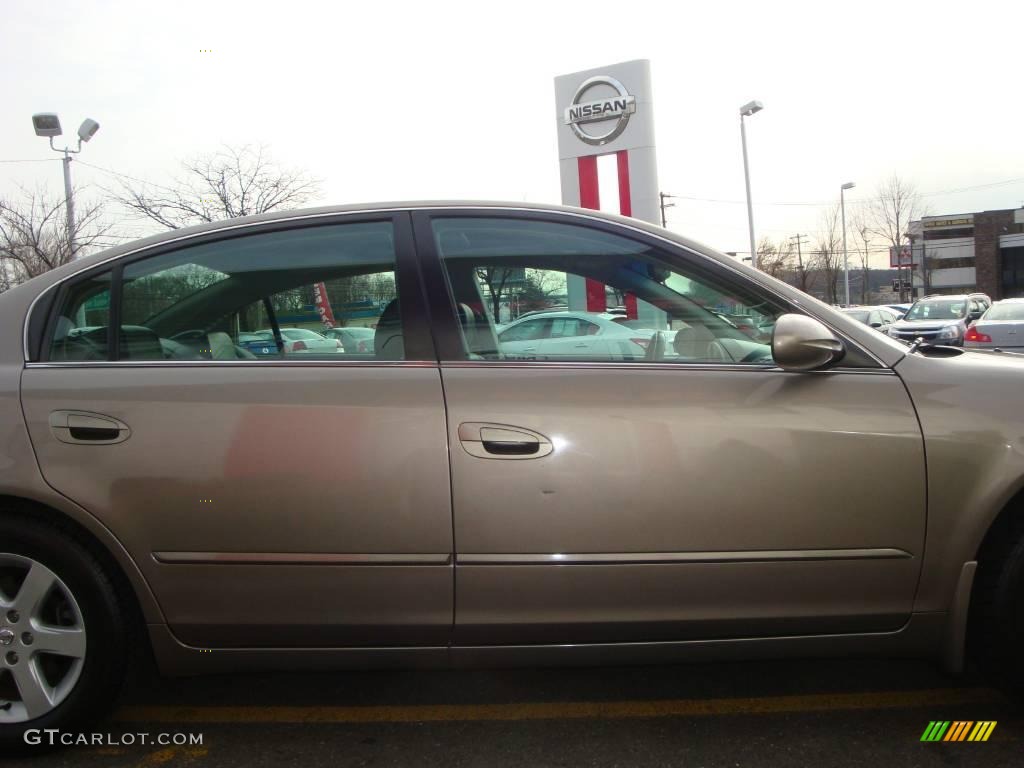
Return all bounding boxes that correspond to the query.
[894,349,1024,612]
[441,364,925,644]
[20,364,453,646]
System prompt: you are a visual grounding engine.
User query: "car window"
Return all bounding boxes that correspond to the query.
[549,317,599,338]
[47,273,113,361]
[499,318,550,342]
[106,221,406,361]
[904,299,967,321]
[431,217,784,364]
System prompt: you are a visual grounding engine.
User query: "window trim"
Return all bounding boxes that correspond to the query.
[34,212,436,365]
[411,208,883,369]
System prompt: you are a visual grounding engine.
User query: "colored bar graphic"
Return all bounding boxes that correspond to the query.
[968,721,997,742]
[921,721,950,741]
[944,721,972,741]
[921,720,996,742]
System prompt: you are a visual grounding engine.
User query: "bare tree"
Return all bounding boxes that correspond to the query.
[475,266,517,320]
[114,145,321,229]
[866,174,924,302]
[849,218,873,305]
[0,187,109,287]
[812,204,843,305]
[755,237,794,279]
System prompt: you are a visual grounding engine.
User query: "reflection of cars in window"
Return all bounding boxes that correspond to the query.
[323,326,376,354]
[497,311,652,360]
[274,328,343,355]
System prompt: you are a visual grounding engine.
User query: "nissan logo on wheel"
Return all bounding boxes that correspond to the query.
[563,75,637,146]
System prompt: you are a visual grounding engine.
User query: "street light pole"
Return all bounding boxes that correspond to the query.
[840,182,855,307]
[31,113,100,254]
[739,101,763,269]
[60,147,75,246]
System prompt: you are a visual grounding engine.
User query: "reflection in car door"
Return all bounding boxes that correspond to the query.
[21,214,454,648]
[415,210,926,647]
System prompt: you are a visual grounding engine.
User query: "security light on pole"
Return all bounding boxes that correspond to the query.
[30,112,100,251]
[739,101,763,268]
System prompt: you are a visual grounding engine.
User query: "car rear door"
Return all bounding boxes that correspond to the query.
[21,213,453,648]
[415,209,926,647]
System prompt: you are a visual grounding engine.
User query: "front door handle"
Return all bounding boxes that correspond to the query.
[49,411,131,445]
[457,423,554,460]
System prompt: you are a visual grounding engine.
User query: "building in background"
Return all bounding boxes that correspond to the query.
[907,208,1024,299]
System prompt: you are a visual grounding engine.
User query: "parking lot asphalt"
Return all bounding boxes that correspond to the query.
[10,657,1021,767]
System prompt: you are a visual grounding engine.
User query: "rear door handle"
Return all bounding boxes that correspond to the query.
[49,411,131,445]
[457,423,554,460]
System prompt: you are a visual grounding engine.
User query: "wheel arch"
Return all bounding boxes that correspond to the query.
[0,493,165,629]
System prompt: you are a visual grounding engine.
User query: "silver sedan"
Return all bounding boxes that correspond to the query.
[965,298,1024,350]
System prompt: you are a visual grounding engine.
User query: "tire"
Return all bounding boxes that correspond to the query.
[0,513,129,754]
[970,513,1024,695]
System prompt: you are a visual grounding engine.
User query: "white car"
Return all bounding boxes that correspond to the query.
[260,328,343,355]
[496,311,653,360]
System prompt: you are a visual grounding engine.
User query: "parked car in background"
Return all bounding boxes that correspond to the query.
[324,326,375,354]
[886,294,989,346]
[497,311,652,360]
[238,330,280,357]
[964,298,1024,351]
[885,303,912,319]
[841,306,898,333]
[264,327,343,355]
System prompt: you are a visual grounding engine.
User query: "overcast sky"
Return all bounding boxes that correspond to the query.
[3,0,1023,265]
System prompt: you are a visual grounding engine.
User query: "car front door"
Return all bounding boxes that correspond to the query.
[21,214,453,648]
[415,210,926,646]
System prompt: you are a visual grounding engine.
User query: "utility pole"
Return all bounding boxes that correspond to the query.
[790,233,809,293]
[659,192,677,228]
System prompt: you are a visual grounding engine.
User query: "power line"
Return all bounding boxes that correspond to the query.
[74,160,182,194]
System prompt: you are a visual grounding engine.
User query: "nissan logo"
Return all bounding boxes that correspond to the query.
[563,75,637,147]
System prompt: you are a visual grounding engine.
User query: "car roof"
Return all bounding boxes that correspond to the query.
[508,311,619,322]
[22,201,736,288]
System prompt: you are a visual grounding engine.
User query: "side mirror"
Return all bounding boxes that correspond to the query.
[772,314,845,372]
[870,322,883,328]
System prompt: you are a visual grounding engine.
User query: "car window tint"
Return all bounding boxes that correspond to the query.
[114,222,405,361]
[48,272,113,361]
[432,217,784,364]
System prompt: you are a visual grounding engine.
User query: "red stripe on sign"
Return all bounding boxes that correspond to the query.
[616,150,632,216]
[578,155,605,312]
[578,156,600,209]
[617,150,638,319]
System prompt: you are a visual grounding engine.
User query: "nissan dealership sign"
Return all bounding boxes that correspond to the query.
[554,59,659,224]
[554,60,662,325]
[564,75,637,146]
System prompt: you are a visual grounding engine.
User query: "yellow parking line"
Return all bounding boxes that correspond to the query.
[115,687,1001,724]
